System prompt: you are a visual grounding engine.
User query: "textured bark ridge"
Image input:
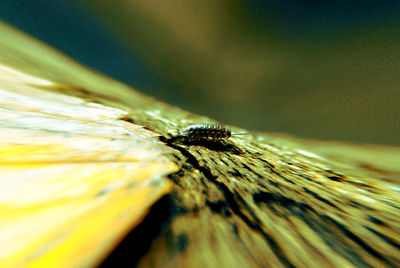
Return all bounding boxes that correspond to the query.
[0,22,398,268]
[103,110,400,267]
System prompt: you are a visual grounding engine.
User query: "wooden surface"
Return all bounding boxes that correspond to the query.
[105,133,400,267]
[0,22,399,267]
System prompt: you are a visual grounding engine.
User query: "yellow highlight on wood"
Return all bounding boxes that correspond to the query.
[0,57,177,267]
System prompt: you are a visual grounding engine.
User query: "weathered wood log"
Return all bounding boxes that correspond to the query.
[0,22,399,267]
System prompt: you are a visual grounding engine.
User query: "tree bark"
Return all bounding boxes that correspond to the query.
[104,116,400,267]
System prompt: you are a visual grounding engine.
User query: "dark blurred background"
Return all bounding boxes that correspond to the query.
[1,0,399,146]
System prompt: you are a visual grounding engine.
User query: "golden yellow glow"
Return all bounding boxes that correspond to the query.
[0,62,177,267]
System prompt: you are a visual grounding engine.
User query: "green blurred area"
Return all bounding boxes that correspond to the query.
[2,0,399,145]
[80,0,400,146]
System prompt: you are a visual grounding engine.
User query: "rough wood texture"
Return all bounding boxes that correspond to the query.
[1,22,399,267]
[102,126,400,267]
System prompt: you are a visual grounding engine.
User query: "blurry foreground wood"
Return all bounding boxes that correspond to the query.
[0,22,399,267]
